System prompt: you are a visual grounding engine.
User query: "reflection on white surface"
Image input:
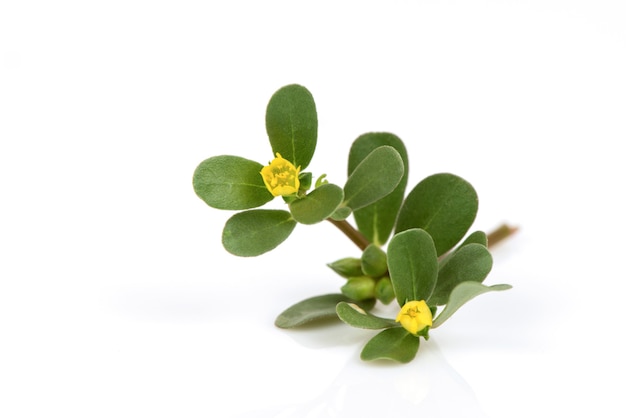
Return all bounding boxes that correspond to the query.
[235,340,486,418]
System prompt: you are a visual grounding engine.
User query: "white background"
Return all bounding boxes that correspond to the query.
[2,1,625,417]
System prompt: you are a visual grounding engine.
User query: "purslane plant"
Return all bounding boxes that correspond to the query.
[193,84,514,363]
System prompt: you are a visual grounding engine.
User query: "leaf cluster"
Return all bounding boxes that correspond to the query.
[193,84,404,256]
[193,84,512,363]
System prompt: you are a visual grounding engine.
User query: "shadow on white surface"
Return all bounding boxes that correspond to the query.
[233,340,486,418]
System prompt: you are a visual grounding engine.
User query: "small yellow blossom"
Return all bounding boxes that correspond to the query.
[395,300,432,336]
[260,153,301,197]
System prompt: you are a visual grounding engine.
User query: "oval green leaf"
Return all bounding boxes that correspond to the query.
[330,206,352,221]
[360,327,420,363]
[336,302,397,329]
[222,209,296,256]
[429,243,493,306]
[438,230,487,270]
[395,173,478,256]
[432,282,512,328]
[348,133,409,245]
[193,155,272,210]
[265,84,317,170]
[288,183,344,224]
[343,145,404,211]
[275,294,376,328]
[387,228,439,305]
[460,230,488,248]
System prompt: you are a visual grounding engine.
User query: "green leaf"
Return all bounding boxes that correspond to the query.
[193,155,272,210]
[460,230,488,248]
[438,230,487,270]
[222,209,296,256]
[429,244,493,306]
[343,145,404,211]
[348,133,409,245]
[361,244,388,278]
[288,183,343,224]
[387,228,438,305]
[330,206,352,221]
[275,294,376,328]
[395,173,479,256]
[360,327,420,363]
[336,302,397,329]
[265,84,317,170]
[432,282,512,328]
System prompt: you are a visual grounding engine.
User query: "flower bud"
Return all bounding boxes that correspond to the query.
[341,276,376,301]
[298,172,313,191]
[327,257,363,278]
[374,276,395,305]
[361,244,387,278]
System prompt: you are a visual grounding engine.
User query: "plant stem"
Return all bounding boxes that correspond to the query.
[327,218,370,251]
[329,218,518,252]
[487,223,519,248]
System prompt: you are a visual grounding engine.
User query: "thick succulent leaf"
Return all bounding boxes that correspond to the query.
[265,84,317,170]
[360,327,420,363]
[432,282,512,328]
[193,155,272,210]
[387,228,439,305]
[438,230,488,270]
[275,294,375,328]
[429,244,493,306]
[336,302,397,329]
[460,230,488,248]
[222,209,296,257]
[348,133,409,245]
[395,173,478,256]
[330,206,352,221]
[343,146,404,211]
[288,183,343,224]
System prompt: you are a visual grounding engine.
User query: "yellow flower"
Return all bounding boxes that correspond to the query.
[395,300,432,336]
[260,153,301,197]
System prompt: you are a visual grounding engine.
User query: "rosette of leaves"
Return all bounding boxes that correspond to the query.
[335,227,511,363]
[193,84,404,258]
[192,84,404,258]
